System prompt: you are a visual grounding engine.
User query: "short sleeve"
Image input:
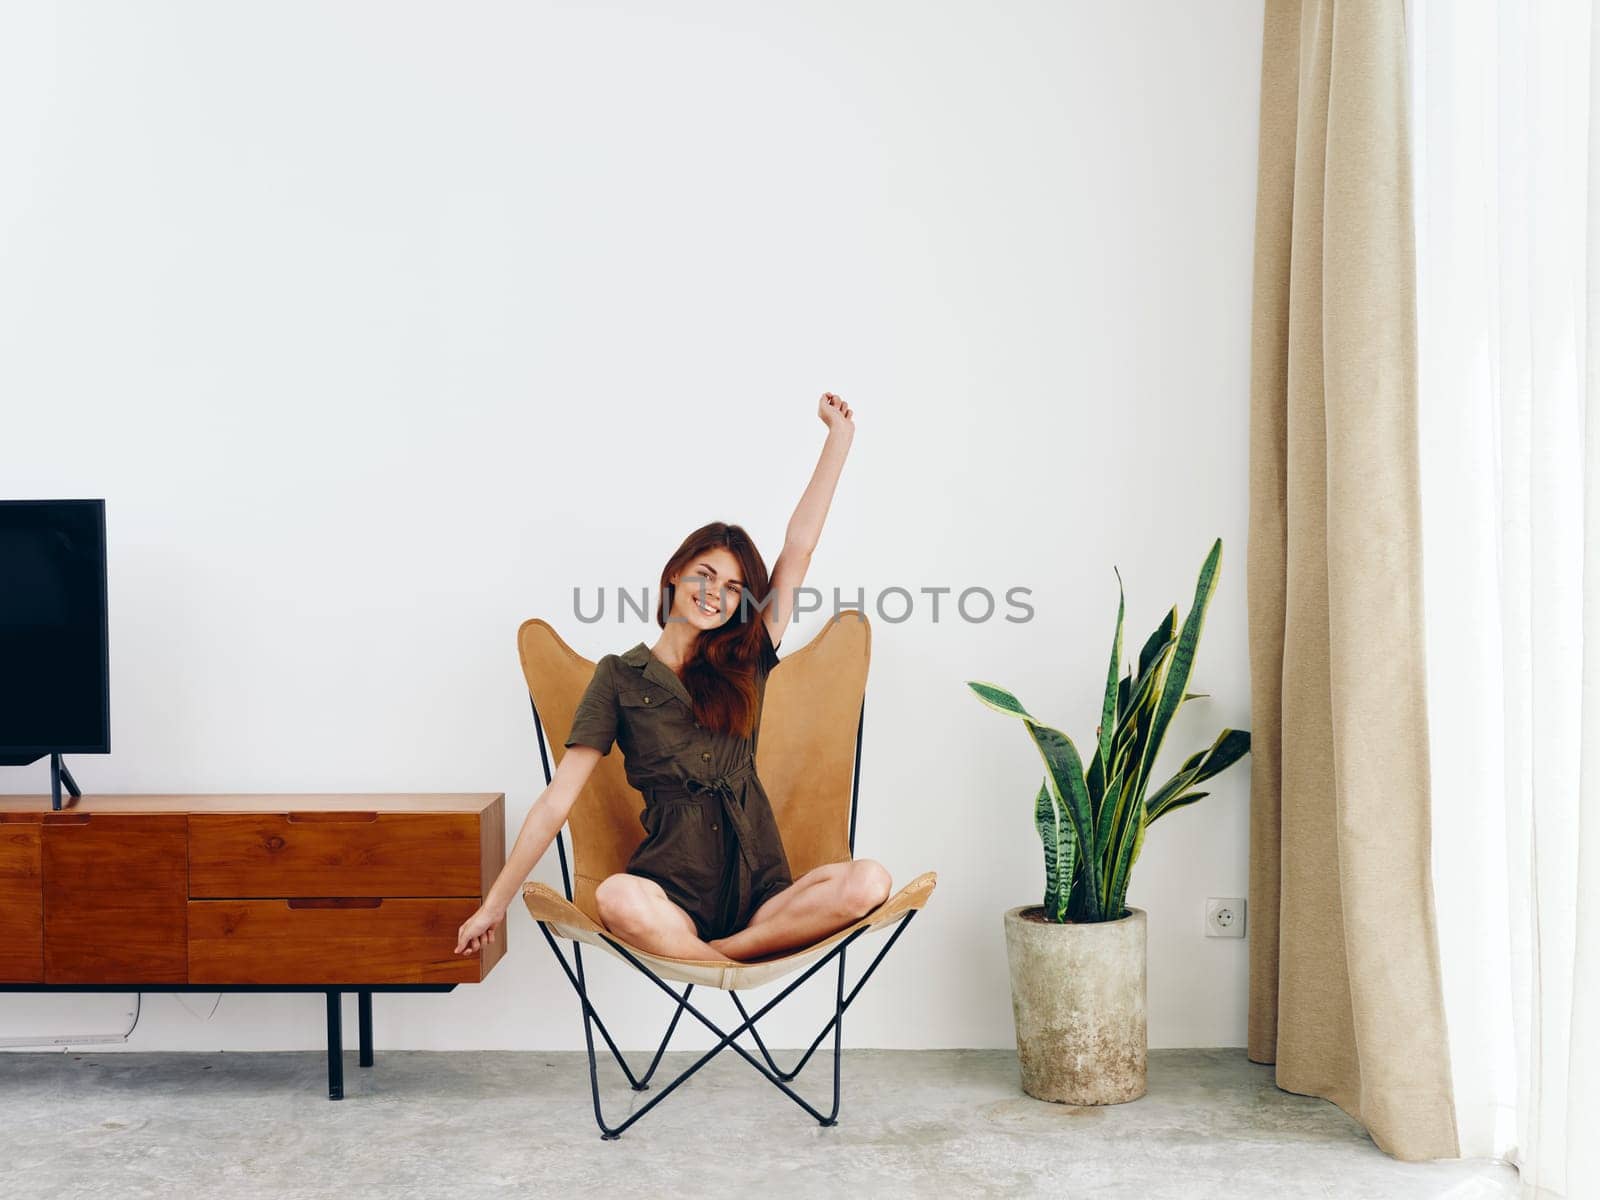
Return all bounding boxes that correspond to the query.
[564,655,619,755]
[756,622,782,681]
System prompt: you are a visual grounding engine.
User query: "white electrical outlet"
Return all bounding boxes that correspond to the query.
[1206,897,1246,938]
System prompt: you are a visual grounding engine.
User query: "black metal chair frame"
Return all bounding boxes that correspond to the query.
[527,696,919,1139]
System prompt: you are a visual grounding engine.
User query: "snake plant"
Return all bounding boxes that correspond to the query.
[967,538,1250,923]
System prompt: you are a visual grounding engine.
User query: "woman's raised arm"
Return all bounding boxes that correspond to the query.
[762,392,855,647]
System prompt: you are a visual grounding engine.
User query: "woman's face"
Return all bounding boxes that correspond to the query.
[669,546,745,633]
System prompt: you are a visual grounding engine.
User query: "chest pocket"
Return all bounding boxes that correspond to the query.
[617,685,686,762]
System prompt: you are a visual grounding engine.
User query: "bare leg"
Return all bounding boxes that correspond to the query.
[594,873,736,963]
[708,860,892,961]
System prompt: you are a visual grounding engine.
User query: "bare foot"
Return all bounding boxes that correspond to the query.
[705,937,745,962]
[598,920,736,963]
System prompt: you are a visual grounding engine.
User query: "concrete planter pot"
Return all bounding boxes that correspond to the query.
[1002,905,1147,1105]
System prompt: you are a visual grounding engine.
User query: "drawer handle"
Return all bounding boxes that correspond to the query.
[285,812,380,823]
[286,897,384,909]
[42,813,93,825]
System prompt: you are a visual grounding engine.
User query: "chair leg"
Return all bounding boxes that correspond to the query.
[536,912,918,1139]
[823,944,848,1125]
[636,983,695,1088]
[570,940,693,1101]
[730,944,849,1124]
[567,940,658,1090]
[730,990,799,1082]
[736,920,917,1084]
[730,948,849,1088]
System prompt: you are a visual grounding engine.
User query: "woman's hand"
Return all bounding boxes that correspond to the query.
[818,391,854,437]
[454,902,507,956]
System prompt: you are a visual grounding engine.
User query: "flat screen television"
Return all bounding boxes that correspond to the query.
[0,499,110,802]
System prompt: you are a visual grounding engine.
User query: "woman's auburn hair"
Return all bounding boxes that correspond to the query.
[656,521,777,738]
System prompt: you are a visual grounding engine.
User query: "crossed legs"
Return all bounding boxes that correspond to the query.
[593,874,728,961]
[711,860,891,960]
[595,860,892,964]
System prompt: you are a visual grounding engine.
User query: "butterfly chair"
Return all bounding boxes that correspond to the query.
[517,608,936,1139]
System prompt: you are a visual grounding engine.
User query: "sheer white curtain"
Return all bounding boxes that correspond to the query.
[1411,0,1600,1194]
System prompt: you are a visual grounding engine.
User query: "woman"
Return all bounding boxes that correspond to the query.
[453,393,891,964]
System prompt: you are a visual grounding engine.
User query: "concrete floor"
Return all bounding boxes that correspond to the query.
[1,1048,1516,1199]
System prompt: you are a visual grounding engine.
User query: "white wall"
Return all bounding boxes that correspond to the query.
[0,1,1265,1052]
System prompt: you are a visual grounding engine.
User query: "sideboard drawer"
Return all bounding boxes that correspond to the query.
[189,812,484,899]
[43,813,188,984]
[187,897,488,985]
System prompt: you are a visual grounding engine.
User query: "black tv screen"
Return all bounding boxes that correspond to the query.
[0,499,110,763]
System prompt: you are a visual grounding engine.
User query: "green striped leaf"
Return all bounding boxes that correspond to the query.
[1129,802,1152,868]
[1131,540,1222,808]
[1024,721,1101,922]
[1034,779,1061,918]
[1115,641,1172,743]
[1098,569,1125,801]
[1107,794,1147,918]
[966,681,1034,720]
[1054,789,1076,923]
[1095,729,1137,867]
[1094,773,1124,865]
[1145,729,1251,822]
[1137,607,1178,681]
[1148,790,1209,825]
[1192,728,1250,781]
[1145,768,1201,820]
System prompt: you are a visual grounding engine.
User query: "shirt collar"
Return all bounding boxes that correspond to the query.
[621,641,694,708]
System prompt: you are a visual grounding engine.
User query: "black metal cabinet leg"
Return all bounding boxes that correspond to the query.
[326,991,344,1100]
[358,990,373,1068]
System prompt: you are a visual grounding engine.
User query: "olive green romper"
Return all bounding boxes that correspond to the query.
[563,630,793,942]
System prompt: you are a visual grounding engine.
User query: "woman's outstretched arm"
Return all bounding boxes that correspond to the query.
[762,392,855,647]
[453,743,601,954]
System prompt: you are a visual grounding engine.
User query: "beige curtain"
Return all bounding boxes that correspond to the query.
[1246,0,1459,1162]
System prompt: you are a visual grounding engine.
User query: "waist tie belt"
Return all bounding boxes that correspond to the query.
[648,758,761,878]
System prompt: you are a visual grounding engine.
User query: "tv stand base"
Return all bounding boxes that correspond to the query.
[49,754,82,812]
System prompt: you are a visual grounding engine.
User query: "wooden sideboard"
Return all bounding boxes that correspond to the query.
[0,793,507,1098]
